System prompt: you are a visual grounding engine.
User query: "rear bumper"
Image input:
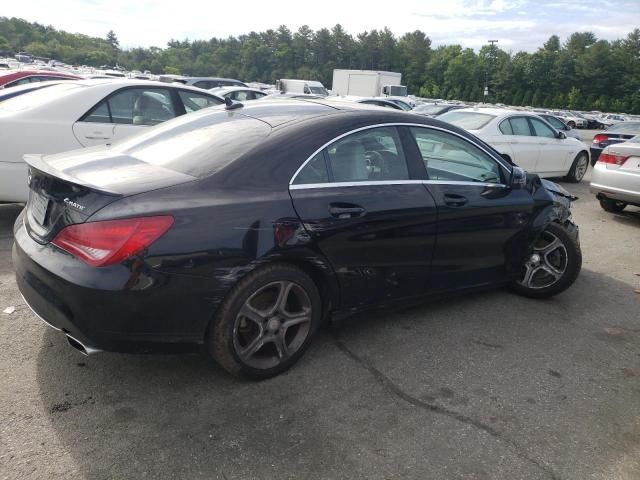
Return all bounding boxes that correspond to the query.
[590,163,640,206]
[13,214,219,353]
[0,161,28,203]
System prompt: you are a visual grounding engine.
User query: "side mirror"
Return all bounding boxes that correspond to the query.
[556,131,566,139]
[511,166,527,189]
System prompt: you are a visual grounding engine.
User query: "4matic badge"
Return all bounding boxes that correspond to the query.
[64,198,86,211]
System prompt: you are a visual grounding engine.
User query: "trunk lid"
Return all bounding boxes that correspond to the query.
[23,147,197,243]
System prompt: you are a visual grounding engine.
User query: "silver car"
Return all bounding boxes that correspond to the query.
[590,136,640,212]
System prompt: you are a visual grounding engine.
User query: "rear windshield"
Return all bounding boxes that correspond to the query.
[116,109,271,178]
[437,111,496,130]
[607,122,640,133]
[0,82,82,112]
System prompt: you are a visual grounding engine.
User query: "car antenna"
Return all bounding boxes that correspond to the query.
[224,97,243,110]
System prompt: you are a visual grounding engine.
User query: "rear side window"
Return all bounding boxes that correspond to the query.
[508,117,531,136]
[292,153,328,185]
[499,120,513,135]
[82,88,176,125]
[293,127,409,184]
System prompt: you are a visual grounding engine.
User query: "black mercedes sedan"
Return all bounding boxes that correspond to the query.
[13,99,582,379]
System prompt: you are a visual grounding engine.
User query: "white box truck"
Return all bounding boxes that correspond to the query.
[331,70,407,97]
[276,79,328,95]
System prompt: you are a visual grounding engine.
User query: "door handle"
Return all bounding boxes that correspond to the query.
[443,194,468,207]
[328,204,366,218]
[84,136,111,140]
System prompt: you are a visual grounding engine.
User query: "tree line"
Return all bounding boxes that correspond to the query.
[1,16,639,113]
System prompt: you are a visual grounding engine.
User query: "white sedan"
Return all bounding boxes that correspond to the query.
[0,79,223,202]
[438,107,590,182]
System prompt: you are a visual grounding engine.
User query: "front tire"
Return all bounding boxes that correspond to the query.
[564,152,589,183]
[207,264,322,380]
[599,198,627,213]
[511,223,582,299]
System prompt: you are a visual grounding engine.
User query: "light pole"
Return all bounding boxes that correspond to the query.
[484,39,498,103]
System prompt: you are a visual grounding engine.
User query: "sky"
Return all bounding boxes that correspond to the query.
[4,0,640,52]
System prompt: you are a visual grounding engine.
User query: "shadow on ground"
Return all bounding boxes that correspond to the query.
[35,268,640,480]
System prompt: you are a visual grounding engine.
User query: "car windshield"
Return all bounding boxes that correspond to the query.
[389,100,412,111]
[0,82,82,112]
[437,111,496,130]
[414,104,447,115]
[308,86,328,95]
[607,122,640,133]
[628,135,640,143]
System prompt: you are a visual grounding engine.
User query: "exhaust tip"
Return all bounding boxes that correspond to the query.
[65,333,101,356]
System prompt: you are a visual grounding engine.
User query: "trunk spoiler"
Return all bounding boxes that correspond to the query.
[24,154,122,196]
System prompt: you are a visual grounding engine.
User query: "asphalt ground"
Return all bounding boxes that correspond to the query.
[1,146,639,479]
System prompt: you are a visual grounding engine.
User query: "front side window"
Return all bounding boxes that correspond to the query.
[543,116,565,130]
[177,90,222,113]
[411,127,502,184]
[293,127,409,184]
[83,88,176,125]
[530,117,556,138]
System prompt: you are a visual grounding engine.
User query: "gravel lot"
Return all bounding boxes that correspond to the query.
[1,159,639,479]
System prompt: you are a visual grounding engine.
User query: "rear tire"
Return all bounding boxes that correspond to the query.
[564,152,589,183]
[207,263,322,380]
[599,198,627,213]
[511,223,582,299]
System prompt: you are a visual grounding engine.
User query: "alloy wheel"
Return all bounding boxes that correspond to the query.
[518,230,568,289]
[232,281,312,369]
[574,155,588,181]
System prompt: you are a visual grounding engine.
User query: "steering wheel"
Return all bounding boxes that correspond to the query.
[365,150,386,178]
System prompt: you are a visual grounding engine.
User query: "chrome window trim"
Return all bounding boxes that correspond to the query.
[290,180,424,190]
[290,180,508,190]
[289,122,512,186]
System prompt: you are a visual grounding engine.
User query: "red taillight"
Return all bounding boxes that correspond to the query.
[598,152,629,165]
[52,216,174,267]
[592,134,608,144]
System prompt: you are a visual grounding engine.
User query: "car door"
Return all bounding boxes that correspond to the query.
[409,126,534,292]
[73,87,178,147]
[289,126,438,308]
[497,116,540,172]
[528,116,575,175]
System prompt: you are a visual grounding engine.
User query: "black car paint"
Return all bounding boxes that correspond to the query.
[13,101,577,353]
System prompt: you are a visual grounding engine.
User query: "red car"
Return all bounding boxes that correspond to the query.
[0,70,83,89]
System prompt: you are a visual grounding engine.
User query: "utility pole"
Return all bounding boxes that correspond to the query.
[485,39,498,103]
